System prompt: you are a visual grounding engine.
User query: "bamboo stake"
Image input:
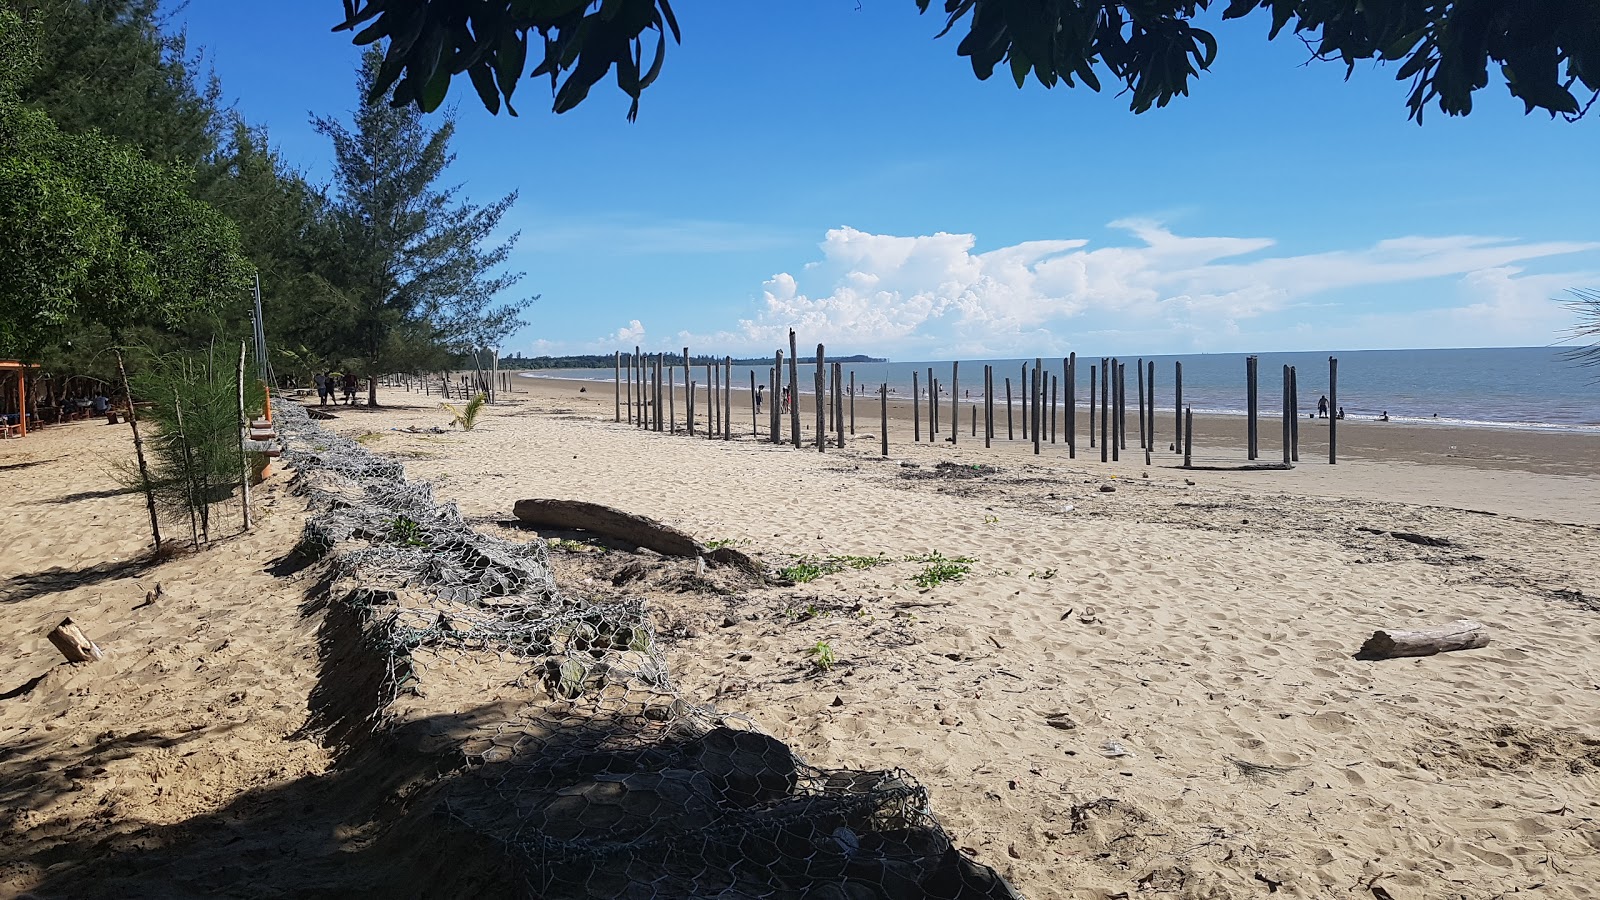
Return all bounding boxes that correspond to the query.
[984,365,992,449]
[669,365,676,434]
[236,342,251,532]
[1282,363,1292,466]
[116,351,161,554]
[1050,374,1058,444]
[834,361,844,447]
[1247,355,1259,460]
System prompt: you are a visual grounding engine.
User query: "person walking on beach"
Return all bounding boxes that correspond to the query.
[1317,395,1329,418]
[343,372,359,405]
[314,372,328,406]
[755,385,764,414]
[781,386,791,413]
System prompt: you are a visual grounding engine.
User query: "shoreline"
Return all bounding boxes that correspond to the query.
[508,371,1600,435]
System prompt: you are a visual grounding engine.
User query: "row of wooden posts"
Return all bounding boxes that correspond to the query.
[614,334,1343,467]
[392,371,518,402]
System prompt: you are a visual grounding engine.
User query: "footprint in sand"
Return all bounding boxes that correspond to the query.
[1307,710,1356,734]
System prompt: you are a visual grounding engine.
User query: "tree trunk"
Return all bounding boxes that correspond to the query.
[48,618,104,663]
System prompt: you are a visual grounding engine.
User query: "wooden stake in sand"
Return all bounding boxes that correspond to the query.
[1032,361,1042,456]
[1100,360,1109,463]
[1136,358,1147,451]
[1066,354,1076,459]
[706,362,715,439]
[1290,365,1300,462]
[683,346,692,436]
[928,367,937,441]
[815,344,826,453]
[984,365,993,449]
[912,370,921,442]
[1174,360,1184,454]
[1282,364,1292,467]
[625,351,633,424]
[750,370,757,437]
[725,356,734,441]
[1184,406,1194,467]
[236,342,252,532]
[771,352,781,443]
[950,361,959,447]
[1004,377,1013,440]
[1020,364,1029,442]
[834,362,845,448]
[1356,620,1489,660]
[614,352,621,422]
[116,349,162,550]
[788,331,801,449]
[1247,355,1259,461]
[669,365,677,434]
[1089,364,1096,450]
[849,370,856,435]
[1146,360,1155,463]
[48,618,103,663]
[1110,359,1120,462]
[1050,373,1058,444]
[1329,355,1339,465]
[880,383,889,457]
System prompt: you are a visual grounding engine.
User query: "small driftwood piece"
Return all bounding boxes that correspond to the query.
[48,618,104,663]
[512,499,762,579]
[1356,620,1488,660]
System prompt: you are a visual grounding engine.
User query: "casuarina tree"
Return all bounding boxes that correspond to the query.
[312,45,532,407]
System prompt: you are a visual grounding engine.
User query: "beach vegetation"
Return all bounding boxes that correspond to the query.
[807,641,837,673]
[117,346,266,545]
[779,554,891,584]
[336,1,1599,125]
[386,515,428,547]
[780,560,827,584]
[908,552,975,589]
[441,393,488,430]
[1565,288,1600,373]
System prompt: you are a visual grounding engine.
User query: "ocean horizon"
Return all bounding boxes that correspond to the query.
[517,346,1600,433]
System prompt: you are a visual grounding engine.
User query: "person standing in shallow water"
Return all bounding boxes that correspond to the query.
[1317,395,1329,418]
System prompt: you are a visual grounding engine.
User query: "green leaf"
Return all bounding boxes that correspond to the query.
[467,63,501,114]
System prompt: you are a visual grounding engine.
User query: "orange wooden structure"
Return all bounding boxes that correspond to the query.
[1,360,36,438]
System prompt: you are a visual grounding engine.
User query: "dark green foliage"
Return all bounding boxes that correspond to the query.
[1565,288,1600,373]
[311,47,533,405]
[0,20,254,359]
[337,0,1600,123]
[121,346,265,540]
[333,0,680,120]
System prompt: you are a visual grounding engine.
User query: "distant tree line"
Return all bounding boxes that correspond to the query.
[498,353,887,369]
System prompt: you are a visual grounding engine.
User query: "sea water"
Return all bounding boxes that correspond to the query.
[522,346,1600,432]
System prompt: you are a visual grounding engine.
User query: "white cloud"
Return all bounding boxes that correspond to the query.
[561,221,1599,357]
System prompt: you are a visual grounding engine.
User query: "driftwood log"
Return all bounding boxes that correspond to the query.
[512,499,762,578]
[48,618,104,663]
[1356,620,1489,660]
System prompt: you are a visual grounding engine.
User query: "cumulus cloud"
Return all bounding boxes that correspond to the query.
[570,221,1599,356]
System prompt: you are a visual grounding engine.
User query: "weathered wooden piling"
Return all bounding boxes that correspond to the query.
[1020,364,1029,441]
[849,370,856,435]
[1005,377,1014,440]
[1032,360,1042,456]
[815,344,826,453]
[1066,354,1076,459]
[1246,355,1259,461]
[1089,363,1096,449]
[1145,359,1155,466]
[1329,356,1339,465]
[788,330,801,449]
[950,361,959,447]
[834,361,845,448]
[880,383,889,457]
[725,356,734,441]
[1289,365,1300,462]
[771,351,781,443]
[1100,359,1110,463]
[669,366,677,433]
[1050,374,1058,444]
[1184,406,1194,467]
[913,370,921,441]
[1136,358,1147,451]
[614,352,621,422]
[1282,364,1292,466]
[1174,360,1184,453]
[625,350,634,424]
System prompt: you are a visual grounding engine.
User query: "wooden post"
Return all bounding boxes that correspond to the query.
[1032,361,1042,456]
[1005,377,1013,440]
[1089,364,1096,449]
[1136,358,1147,451]
[950,361,959,447]
[669,365,676,434]
[636,346,643,427]
[984,366,992,449]
[1066,354,1076,459]
[707,362,716,439]
[1329,356,1339,465]
[1020,364,1029,441]
[771,351,781,443]
[838,358,851,445]
[684,346,693,436]
[1290,365,1300,462]
[1145,359,1155,466]
[236,342,252,532]
[927,367,936,440]
[614,352,621,422]
[880,383,889,457]
[815,344,826,453]
[1118,361,1127,452]
[1050,374,1058,444]
[625,351,633,424]
[1282,364,1292,466]
[849,370,855,435]
[913,370,921,441]
[788,331,801,449]
[1110,359,1120,462]
[1174,360,1184,454]
[1100,359,1109,463]
[1184,407,1194,467]
[48,618,103,663]
[750,370,758,437]
[1247,355,1259,461]
[725,356,733,441]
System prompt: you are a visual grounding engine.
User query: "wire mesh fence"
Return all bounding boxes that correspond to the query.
[272,399,1021,898]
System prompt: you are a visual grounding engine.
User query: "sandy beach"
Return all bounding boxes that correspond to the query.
[4,379,1599,898]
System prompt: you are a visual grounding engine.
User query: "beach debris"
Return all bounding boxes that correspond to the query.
[47,617,103,663]
[1226,756,1306,779]
[1357,526,1453,547]
[611,562,647,586]
[513,498,762,577]
[1043,712,1078,730]
[395,425,448,434]
[1356,619,1489,660]
[1100,740,1132,758]
[1184,479,1195,486]
[1099,484,1116,493]
[133,582,162,611]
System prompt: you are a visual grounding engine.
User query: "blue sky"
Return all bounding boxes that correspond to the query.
[173,1,1599,360]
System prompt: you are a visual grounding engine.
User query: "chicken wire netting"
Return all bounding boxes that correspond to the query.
[271,400,1021,899]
